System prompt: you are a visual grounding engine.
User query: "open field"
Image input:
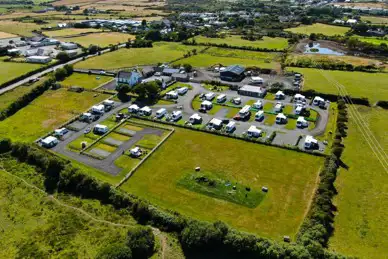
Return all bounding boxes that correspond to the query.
[60,32,136,47]
[192,35,288,50]
[286,54,387,71]
[285,23,350,36]
[75,42,205,70]
[333,2,388,9]
[0,157,137,259]
[353,35,388,46]
[60,73,113,89]
[0,77,48,111]
[174,47,280,69]
[120,126,323,239]
[0,58,42,85]
[361,16,388,24]
[0,31,17,39]
[44,28,103,37]
[329,106,388,258]
[0,89,110,142]
[287,67,388,103]
[0,21,42,36]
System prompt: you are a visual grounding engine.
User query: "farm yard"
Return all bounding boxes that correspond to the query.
[0,88,110,142]
[58,32,136,48]
[288,67,388,103]
[0,58,42,85]
[60,73,113,89]
[120,127,323,240]
[329,106,388,259]
[285,23,350,36]
[75,42,205,70]
[192,35,289,50]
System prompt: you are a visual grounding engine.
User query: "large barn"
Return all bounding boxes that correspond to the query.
[220,65,245,82]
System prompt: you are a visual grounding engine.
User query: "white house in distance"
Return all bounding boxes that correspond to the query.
[128,104,140,113]
[296,116,308,128]
[276,113,287,124]
[304,135,318,149]
[41,136,58,148]
[247,125,262,138]
[275,90,285,100]
[93,124,109,135]
[116,70,142,88]
[189,113,202,124]
[26,56,52,64]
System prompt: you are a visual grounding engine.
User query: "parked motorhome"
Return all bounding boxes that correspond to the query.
[201,100,213,110]
[171,110,182,121]
[247,125,262,138]
[139,106,152,116]
[93,124,109,135]
[237,105,251,120]
[166,90,178,99]
[276,113,287,124]
[41,136,58,148]
[91,104,105,114]
[304,135,318,149]
[216,94,227,103]
[255,110,265,121]
[128,104,140,113]
[253,100,263,109]
[177,87,188,95]
[275,91,285,100]
[156,108,167,118]
[225,121,236,133]
[208,118,223,130]
[205,92,216,101]
[296,116,308,128]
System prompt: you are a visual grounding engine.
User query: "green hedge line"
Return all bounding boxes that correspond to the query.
[297,100,348,249]
[0,138,345,258]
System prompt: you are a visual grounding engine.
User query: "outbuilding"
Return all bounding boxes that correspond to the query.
[276,113,287,124]
[26,56,52,64]
[41,136,58,148]
[220,65,245,82]
[247,125,262,138]
[238,85,266,98]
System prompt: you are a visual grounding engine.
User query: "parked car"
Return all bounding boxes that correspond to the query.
[84,127,91,134]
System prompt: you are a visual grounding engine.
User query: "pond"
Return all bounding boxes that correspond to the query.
[304,43,344,56]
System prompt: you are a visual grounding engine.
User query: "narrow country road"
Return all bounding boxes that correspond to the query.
[0,44,126,95]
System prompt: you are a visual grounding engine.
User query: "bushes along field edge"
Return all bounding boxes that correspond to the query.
[0,138,346,259]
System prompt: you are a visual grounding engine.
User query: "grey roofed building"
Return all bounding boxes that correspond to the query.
[163,68,180,76]
[220,65,245,82]
[172,73,189,82]
[238,85,267,98]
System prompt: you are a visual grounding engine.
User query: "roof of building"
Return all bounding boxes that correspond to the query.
[239,85,266,93]
[163,68,180,74]
[118,70,139,78]
[222,65,245,75]
[27,55,51,60]
[172,73,189,78]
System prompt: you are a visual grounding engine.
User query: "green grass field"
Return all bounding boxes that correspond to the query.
[60,73,113,89]
[353,35,388,46]
[329,106,388,258]
[192,35,289,50]
[360,15,388,24]
[0,21,42,36]
[0,157,137,258]
[174,47,280,69]
[288,67,388,103]
[0,58,42,85]
[60,32,136,47]
[0,89,110,142]
[120,127,323,240]
[285,23,350,36]
[44,28,102,37]
[76,42,205,70]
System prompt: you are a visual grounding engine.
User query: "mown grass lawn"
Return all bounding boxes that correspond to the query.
[329,106,388,259]
[0,21,42,36]
[60,73,113,89]
[192,35,289,50]
[76,42,205,70]
[60,32,136,47]
[120,127,323,240]
[285,23,350,36]
[288,67,388,103]
[352,35,388,46]
[0,58,42,85]
[0,89,110,142]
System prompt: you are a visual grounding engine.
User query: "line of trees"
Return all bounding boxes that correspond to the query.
[0,139,346,259]
[297,99,348,251]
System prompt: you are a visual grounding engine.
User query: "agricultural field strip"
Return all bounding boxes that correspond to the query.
[309,59,388,172]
